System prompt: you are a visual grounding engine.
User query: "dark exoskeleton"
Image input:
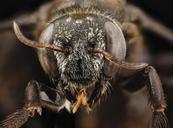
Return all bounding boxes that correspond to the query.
[1,0,173,128]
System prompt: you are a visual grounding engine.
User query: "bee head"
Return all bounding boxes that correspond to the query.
[53,15,106,87]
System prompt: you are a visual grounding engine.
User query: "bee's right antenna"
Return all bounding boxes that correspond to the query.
[13,22,69,53]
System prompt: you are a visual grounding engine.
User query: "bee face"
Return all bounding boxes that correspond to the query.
[53,16,106,86]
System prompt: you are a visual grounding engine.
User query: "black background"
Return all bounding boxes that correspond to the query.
[0,0,173,128]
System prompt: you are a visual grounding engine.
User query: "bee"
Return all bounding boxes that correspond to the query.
[0,0,173,127]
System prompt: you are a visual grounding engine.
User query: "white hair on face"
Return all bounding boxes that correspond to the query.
[66,16,72,22]
[52,14,107,89]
